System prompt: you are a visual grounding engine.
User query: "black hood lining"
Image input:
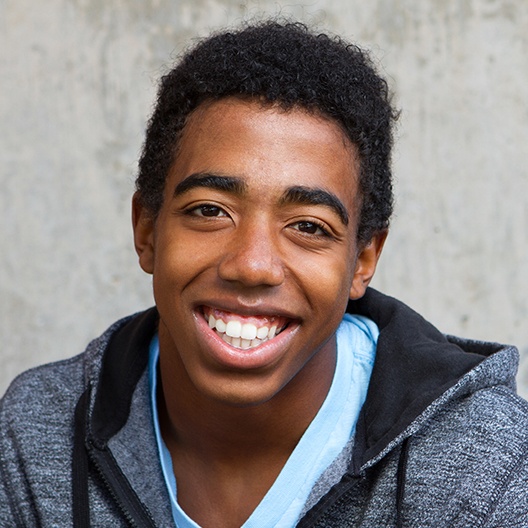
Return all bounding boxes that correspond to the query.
[91,308,159,444]
[347,288,486,469]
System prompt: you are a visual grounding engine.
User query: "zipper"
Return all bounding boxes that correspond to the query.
[296,472,362,527]
[87,440,158,528]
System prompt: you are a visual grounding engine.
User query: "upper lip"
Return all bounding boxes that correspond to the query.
[194,298,300,322]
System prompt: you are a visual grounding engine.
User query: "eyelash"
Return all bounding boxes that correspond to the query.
[183,203,229,218]
[182,204,332,239]
[289,220,331,238]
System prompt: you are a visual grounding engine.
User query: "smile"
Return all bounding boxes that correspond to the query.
[202,306,290,350]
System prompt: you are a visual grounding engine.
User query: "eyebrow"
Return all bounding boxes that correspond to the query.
[173,174,349,226]
[174,173,247,196]
[280,186,349,226]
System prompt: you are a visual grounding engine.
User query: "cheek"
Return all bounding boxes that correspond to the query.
[151,231,227,323]
[296,252,356,311]
[154,230,216,279]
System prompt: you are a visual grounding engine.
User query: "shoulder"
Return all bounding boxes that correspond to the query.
[0,314,138,525]
[411,383,528,486]
[0,336,101,432]
[1,353,86,412]
[419,360,528,460]
[409,339,528,461]
[402,385,528,527]
[431,380,528,436]
[0,353,88,472]
[0,314,132,459]
[0,311,141,431]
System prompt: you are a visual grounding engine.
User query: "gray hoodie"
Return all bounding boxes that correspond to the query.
[2,288,528,527]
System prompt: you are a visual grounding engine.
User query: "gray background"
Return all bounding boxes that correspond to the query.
[1,0,527,397]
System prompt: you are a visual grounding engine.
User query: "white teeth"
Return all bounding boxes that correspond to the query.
[216,318,226,333]
[206,310,286,350]
[241,323,257,340]
[218,332,254,349]
[256,326,269,339]
[226,320,242,338]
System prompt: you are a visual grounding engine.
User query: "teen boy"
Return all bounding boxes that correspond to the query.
[2,21,528,527]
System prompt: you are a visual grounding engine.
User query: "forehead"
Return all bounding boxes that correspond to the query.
[180,97,355,159]
[168,97,360,214]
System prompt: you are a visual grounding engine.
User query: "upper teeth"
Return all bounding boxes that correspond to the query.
[208,313,278,349]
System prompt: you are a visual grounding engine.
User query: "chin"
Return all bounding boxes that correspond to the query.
[197,374,287,409]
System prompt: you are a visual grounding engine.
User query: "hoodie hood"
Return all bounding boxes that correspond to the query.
[347,288,516,471]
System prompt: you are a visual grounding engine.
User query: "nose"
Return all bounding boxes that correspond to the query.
[217,220,285,288]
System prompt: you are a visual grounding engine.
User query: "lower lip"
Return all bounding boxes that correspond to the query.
[194,311,299,370]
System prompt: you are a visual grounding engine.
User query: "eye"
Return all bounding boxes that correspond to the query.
[189,204,228,217]
[290,220,330,237]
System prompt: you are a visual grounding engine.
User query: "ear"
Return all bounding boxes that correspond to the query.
[132,192,155,275]
[349,230,388,300]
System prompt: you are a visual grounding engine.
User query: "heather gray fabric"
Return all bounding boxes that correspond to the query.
[2,296,528,527]
[0,318,174,527]
[299,344,528,527]
[300,436,355,518]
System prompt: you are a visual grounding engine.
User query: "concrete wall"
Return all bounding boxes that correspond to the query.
[1,0,527,396]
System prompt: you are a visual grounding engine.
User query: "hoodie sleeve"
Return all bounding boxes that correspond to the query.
[0,390,39,526]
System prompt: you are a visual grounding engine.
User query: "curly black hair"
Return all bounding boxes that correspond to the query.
[136,20,398,242]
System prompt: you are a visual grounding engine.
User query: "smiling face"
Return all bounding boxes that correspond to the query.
[133,97,385,408]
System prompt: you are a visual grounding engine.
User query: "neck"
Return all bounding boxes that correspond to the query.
[157,327,336,465]
[156,325,336,527]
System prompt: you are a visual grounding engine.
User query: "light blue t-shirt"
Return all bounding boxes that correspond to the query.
[148,314,378,527]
